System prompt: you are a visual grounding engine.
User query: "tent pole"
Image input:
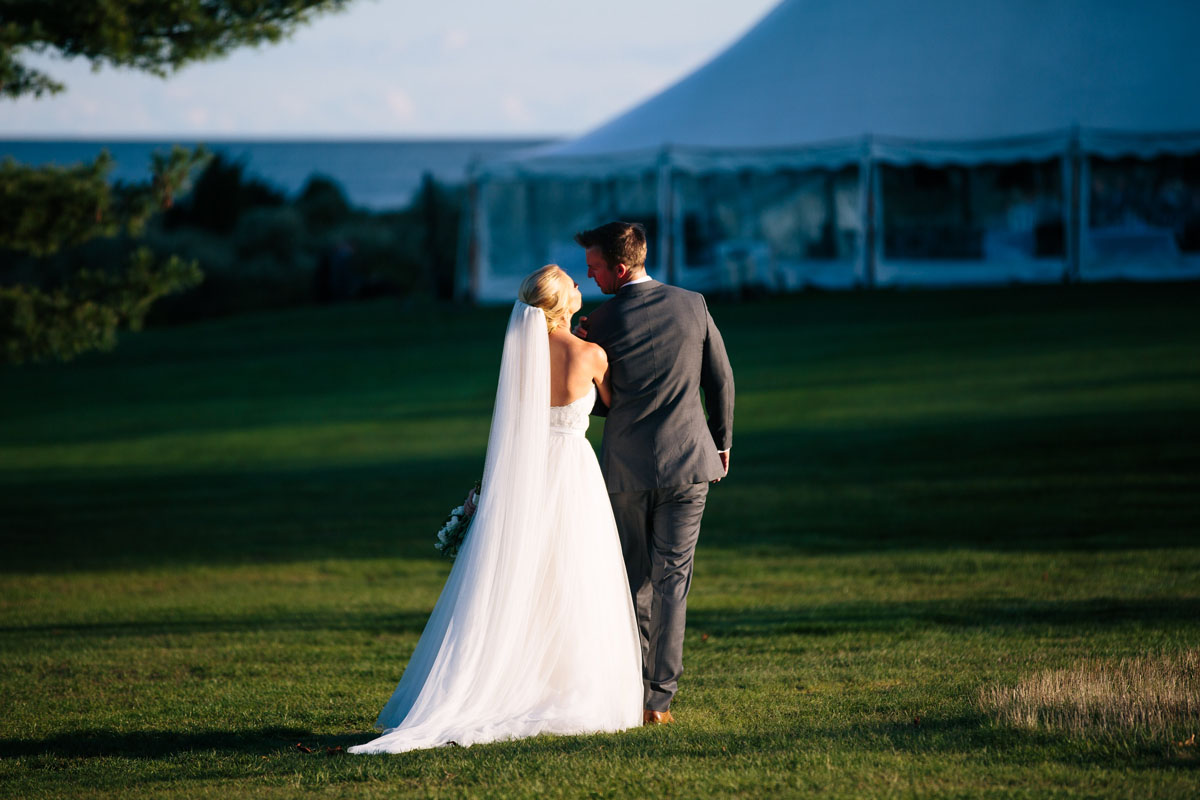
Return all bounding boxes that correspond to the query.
[657,147,676,285]
[1065,126,1083,282]
[870,160,882,288]
[455,175,477,304]
[858,137,878,288]
[1077,152,1090,281]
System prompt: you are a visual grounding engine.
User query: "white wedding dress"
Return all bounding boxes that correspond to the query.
[348,302,643,755]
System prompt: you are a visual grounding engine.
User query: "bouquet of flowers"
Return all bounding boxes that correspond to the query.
[434,480,481,561]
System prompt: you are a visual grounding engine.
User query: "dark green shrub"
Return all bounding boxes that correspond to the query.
[165,154,285,234]
[296,175,352,231]
[234,206,305,268]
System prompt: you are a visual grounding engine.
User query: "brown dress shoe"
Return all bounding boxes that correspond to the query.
[642,710,675,725]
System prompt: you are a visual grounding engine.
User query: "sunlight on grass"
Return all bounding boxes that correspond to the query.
[0,419,490,473]
[981,649,1200,740]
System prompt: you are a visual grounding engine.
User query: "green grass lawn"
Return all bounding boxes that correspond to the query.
[2,282,1198,798]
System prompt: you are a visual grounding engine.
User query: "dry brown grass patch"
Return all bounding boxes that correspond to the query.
[980,649,1200,739]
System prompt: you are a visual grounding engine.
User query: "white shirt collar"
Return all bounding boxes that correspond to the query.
[625,274,654,286]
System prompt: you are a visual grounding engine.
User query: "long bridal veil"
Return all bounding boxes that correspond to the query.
[349,301,565,753]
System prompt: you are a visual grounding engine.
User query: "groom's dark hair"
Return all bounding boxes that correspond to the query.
[574,221,647,272]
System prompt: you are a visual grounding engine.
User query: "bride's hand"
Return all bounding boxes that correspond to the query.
[572,316,589,339]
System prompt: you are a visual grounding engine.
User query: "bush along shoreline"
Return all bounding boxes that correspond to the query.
[1,153,463,337]
[147,156,462,324]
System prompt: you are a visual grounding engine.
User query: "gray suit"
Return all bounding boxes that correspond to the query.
[588,280,734,711]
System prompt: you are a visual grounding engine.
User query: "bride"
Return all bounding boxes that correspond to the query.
[348,264,643,754]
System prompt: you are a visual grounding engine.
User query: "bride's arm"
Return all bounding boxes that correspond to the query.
[591,344,613,410]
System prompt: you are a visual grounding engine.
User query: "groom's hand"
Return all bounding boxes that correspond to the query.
[712,450,730,483]
[572,316,589,339]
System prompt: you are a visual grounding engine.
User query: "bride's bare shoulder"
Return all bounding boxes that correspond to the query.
[553,330,606,363]
[575,338,607,366]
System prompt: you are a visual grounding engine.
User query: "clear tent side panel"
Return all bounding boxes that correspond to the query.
[478,172,660,301]
[670,166,863,292]
[473,139,1200,301]
[874,159,1069,287]
[1082,152,1200,281]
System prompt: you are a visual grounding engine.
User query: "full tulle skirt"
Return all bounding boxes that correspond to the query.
[348,431,642,754]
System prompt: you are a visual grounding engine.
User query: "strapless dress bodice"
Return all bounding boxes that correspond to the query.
[549,385,594,436]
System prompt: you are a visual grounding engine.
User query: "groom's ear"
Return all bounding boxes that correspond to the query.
[614,263,630,280]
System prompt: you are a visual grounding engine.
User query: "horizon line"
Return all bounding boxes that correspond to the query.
[0,132,567,142]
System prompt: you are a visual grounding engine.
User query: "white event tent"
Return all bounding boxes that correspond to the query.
[462,0,1200,301]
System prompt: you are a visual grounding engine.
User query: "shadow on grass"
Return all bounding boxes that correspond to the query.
[0,459,480,573]
[689,596,1200,637]
[3,404,1199,575]
[7,596,1190,646]
[3,278,1199,575]
[1,716,1193,774]
[0,609,432,640]
[0,724,800,763]
[0,726,334,760]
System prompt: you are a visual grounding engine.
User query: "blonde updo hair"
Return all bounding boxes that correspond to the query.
[518,264,571,333]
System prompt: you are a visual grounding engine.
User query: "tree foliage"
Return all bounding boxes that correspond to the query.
[1,247,203,363]
[0,147,207,256]
[0,0,352,364]
[0,147,208,363]
[1,1,351,99]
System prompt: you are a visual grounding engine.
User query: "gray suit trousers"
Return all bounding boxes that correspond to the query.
[609,482,708,711]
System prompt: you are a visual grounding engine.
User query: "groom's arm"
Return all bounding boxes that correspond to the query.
[700,300,734,452]
[591,395,609,418]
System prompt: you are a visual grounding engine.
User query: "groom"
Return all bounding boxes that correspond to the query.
[573,221,734,725]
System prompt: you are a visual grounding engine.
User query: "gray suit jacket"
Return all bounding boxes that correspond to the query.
[588,280,734,493]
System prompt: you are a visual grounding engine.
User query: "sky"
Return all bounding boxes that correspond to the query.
[3,0,779,138]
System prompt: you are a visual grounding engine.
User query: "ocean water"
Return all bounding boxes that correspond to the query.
[0,138,552,210]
